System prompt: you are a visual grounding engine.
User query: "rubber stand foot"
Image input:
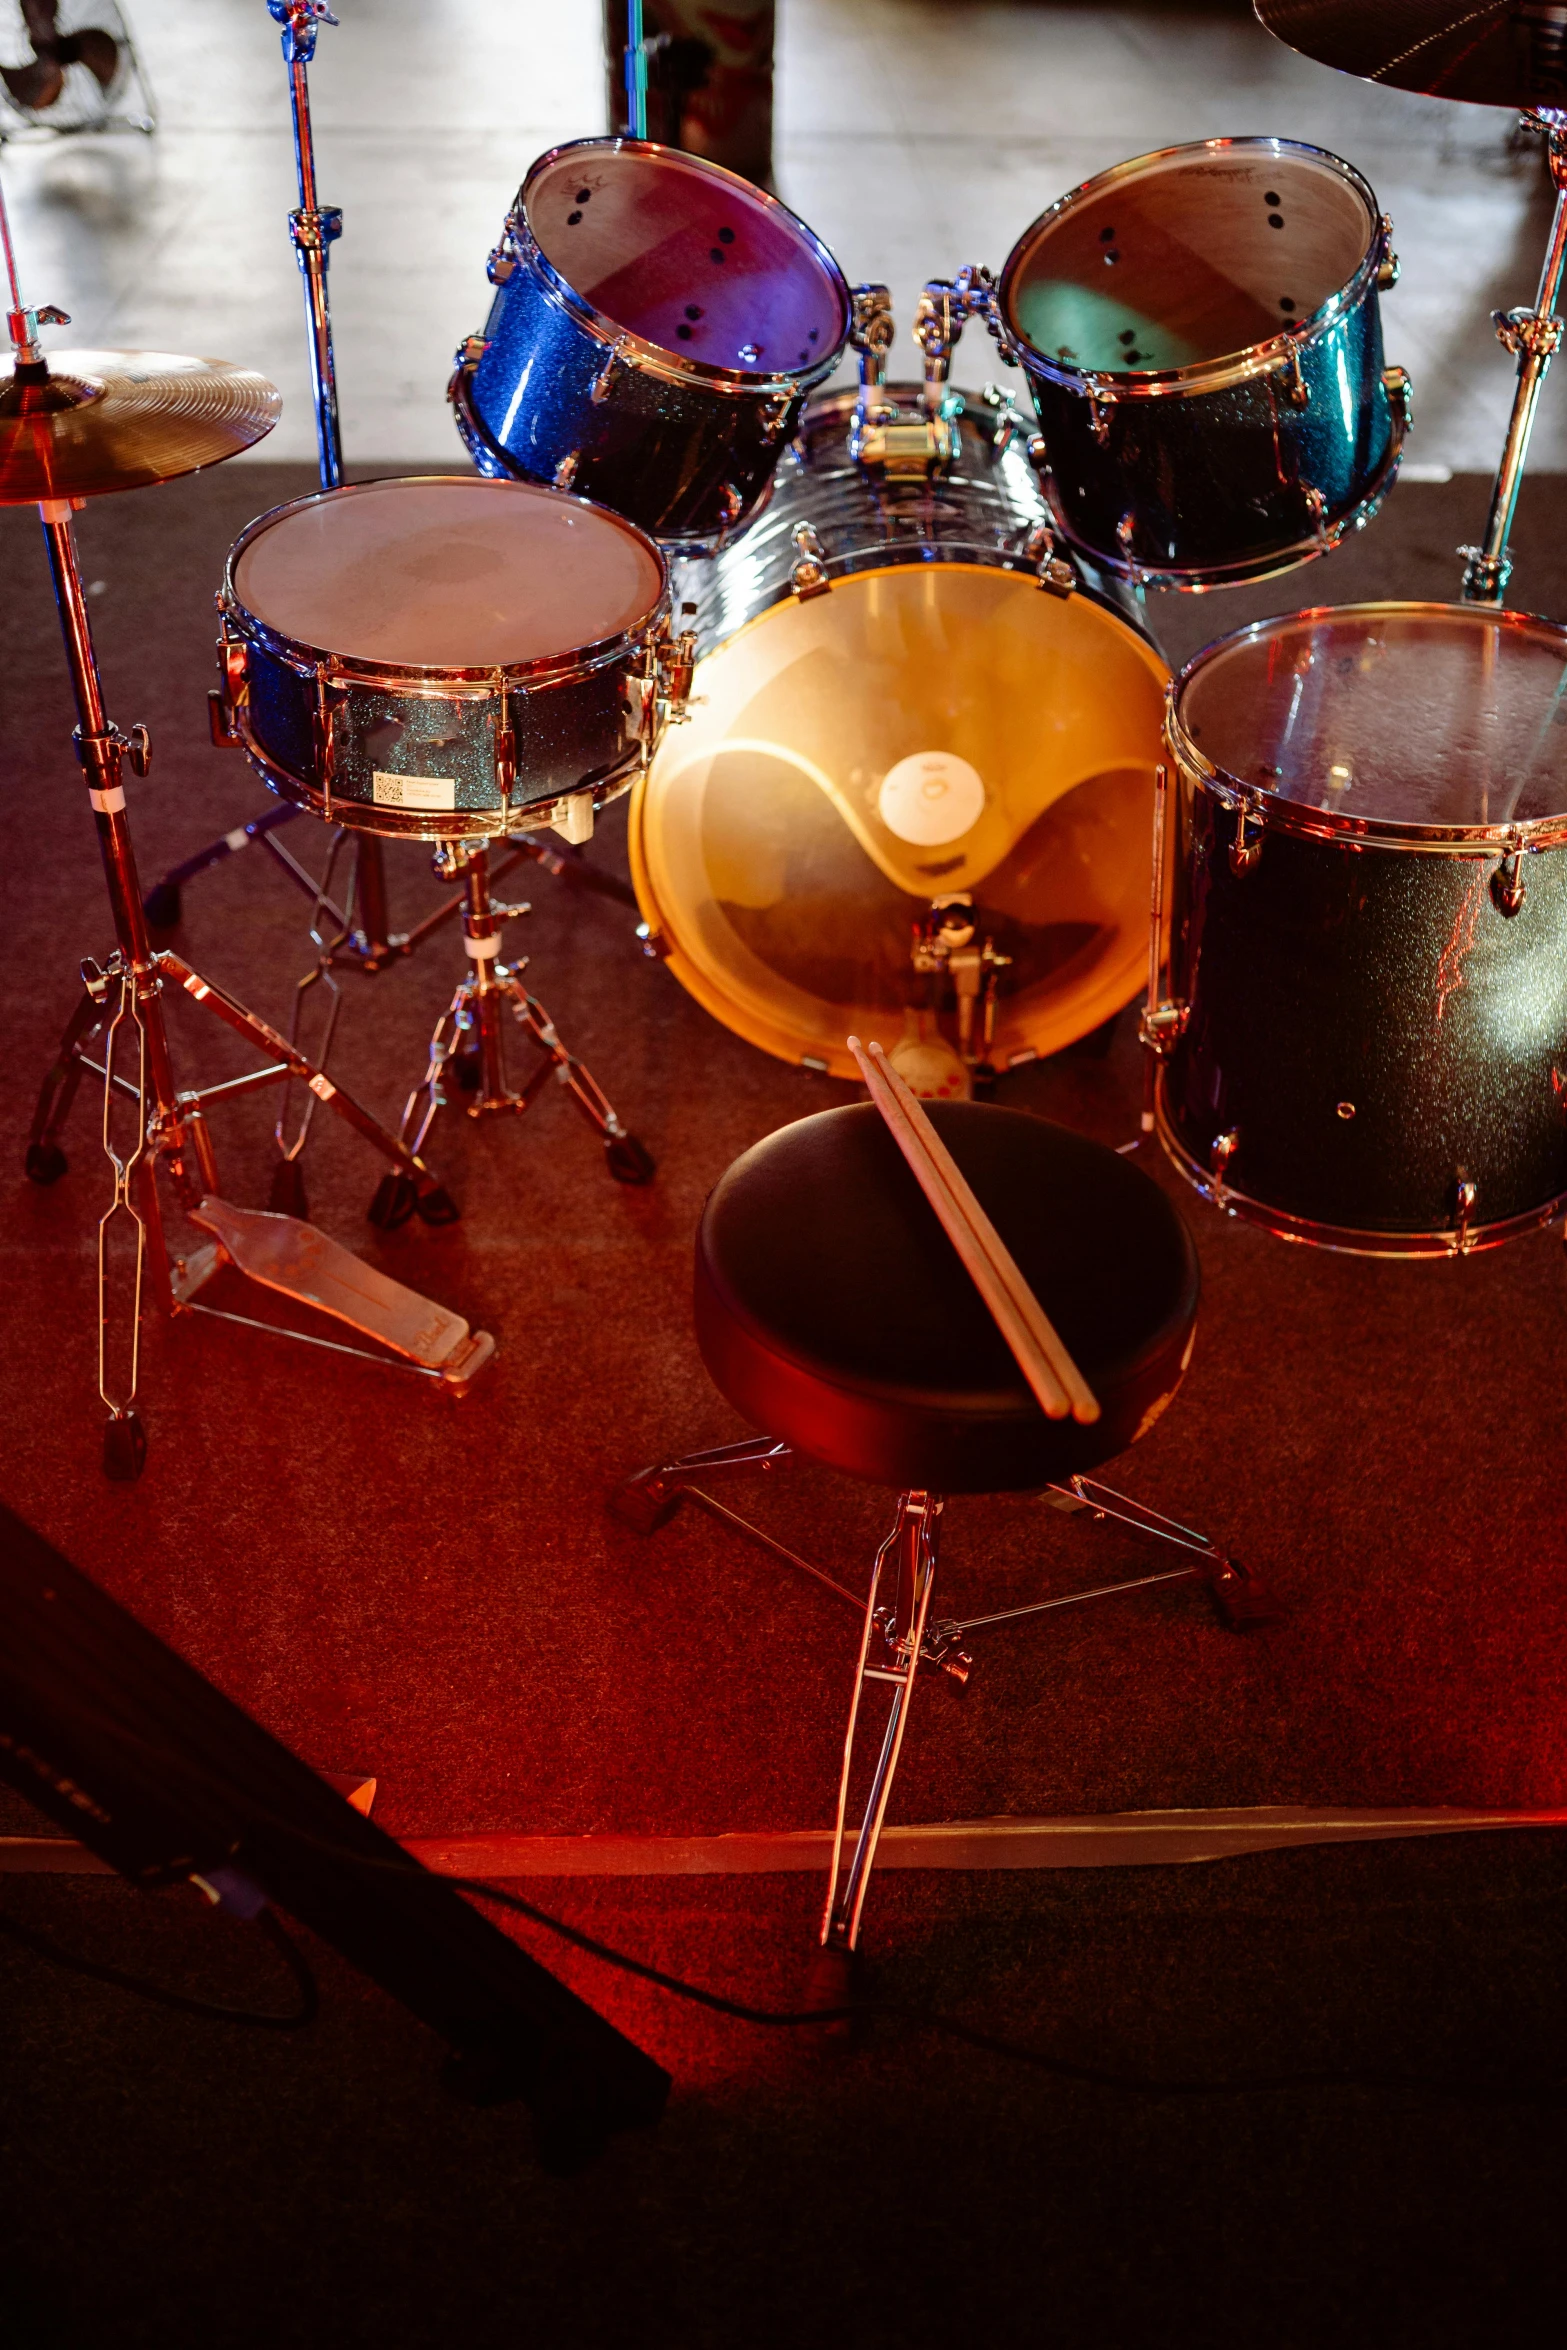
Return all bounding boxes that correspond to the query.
[415,1184,461,1227]
[804,1942,868,2043]
[368,1171,418,1230]
[606,1474,681,1536]
[142,881,181,931]
[605,1132,655,1186]
[102,1410,148,1483]
[1207,1559,1284,1632]
[267,1157,309,1220]
[25,1141,68,1186]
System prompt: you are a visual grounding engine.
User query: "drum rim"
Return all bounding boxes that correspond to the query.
[222,473,671,688]
[630,554,1169,1080]
[997,136,1388,403]
[1165,597,1567,851]
[1154,1082,1567,1258]
[509,134,852,400]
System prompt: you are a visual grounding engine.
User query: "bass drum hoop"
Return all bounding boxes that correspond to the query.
[629,554,1168,1080]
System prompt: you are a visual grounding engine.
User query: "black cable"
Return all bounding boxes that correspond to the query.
[0,1899,318,2029]
[452,1878,1567,2109]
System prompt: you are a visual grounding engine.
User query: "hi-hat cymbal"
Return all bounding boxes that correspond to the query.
[1255,0,1567,111]
[0,350,281,504]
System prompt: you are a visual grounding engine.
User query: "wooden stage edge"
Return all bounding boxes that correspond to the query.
[4,1808,1567,1878]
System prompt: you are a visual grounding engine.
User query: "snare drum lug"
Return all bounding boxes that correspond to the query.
[553,452,579,490]
[1377,218,1400,291]
[1082,377,1114,447]
[1453,1172,1478,1255]
[657,627,697,720]
[759,394,793,445]
[486,210,522,286]
[1491,850,1526,916]
[1302,484,1329,547]
[493,725,517,803]
[208,689,241,749]
[455,333,489,371]
[1382,364,1414,431]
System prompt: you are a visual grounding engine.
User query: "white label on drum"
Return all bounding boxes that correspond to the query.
[373,771,457,813]
[877,752,986,847]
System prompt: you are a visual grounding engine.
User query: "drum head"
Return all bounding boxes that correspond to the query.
[231,476,665,671]
[1004,143,1373,376]
[526,144,847,378]
[1175,603,1567,831]
[631,564,1169,1078]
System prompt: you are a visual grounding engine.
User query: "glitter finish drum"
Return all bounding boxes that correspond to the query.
[1153,603,1567,1254]
[628,385,1171,1081]
[991,138,1410,589]
[451,137,851,550]
[217,476,680,842]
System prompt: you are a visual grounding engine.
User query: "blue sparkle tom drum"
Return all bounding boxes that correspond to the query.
[451,136,851,550]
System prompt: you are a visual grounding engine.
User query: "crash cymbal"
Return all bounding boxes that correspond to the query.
[1255,0,1567,112]
[0,350,280,504]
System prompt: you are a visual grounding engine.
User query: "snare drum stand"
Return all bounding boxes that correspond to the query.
[1460,110,1567,604]
[138,0,633,1019]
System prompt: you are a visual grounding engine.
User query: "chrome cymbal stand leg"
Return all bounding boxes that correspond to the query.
[1461,113,1567,605]
[821,1492,943,1959]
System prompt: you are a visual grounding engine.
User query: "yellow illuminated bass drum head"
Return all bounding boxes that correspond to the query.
[630,560,1169,1079]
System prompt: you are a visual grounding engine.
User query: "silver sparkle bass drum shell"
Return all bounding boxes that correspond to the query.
[629,386,1171,1081]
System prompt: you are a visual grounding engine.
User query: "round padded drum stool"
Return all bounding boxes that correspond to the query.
[613,1102,1276,1969]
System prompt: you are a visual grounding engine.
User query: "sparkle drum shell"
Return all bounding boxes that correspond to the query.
[628,387,1171,1080]
[454,137,851,549]
[997,139,1408,589]
[221,475,671,841]
[1159,602,1567,1254]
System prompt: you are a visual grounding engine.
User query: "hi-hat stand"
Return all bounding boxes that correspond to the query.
[1461,109,1567,604]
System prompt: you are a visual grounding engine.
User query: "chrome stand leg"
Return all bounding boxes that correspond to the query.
[1461,120,1567,604]
[822,1492,943,1954]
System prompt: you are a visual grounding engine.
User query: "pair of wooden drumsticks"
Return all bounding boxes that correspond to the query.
[846,1037,1100,1427]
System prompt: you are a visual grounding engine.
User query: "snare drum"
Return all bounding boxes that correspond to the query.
[629,384,1170,1081]
[987,139,1410,589]
[1154,603,1567,1255]
[451,137,851,549]
[217,476,681,842]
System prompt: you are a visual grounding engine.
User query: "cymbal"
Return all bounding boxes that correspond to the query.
[0,350,281,504]
[1255,1,1567,112]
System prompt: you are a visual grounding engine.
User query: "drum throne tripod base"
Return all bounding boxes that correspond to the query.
[611,1104,1279,1985]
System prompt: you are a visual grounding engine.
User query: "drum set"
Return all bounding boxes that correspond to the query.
[11,0,1567,1476]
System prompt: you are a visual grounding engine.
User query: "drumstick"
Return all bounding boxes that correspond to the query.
[866,1042,1101,1426]
[847,1038,1096,1426]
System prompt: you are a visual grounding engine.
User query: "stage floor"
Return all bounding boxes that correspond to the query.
[1,462,1565,2341]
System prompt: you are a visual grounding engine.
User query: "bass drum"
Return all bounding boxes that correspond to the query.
[628,386,1170,1083]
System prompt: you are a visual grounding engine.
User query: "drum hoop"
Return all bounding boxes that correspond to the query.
[512,134,852,400]
[997,137,1387,404]
[1154,1086,1567,1258]
[1164,599,1567,853]
[223,475,670,690]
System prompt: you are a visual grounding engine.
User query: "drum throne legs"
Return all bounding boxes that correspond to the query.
[609,1100,1279,1987]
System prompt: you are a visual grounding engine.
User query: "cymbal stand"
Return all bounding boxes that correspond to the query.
[1460,110,1567,604]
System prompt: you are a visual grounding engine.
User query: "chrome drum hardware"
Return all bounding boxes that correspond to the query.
[1149,602,1567,1256]
[451,136,850,550]
[956,138,1410,590]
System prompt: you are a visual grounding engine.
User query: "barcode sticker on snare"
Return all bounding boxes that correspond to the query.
[373,771,457,813]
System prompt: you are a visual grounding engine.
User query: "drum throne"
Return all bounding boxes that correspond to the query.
[612,1100,1278,1988]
